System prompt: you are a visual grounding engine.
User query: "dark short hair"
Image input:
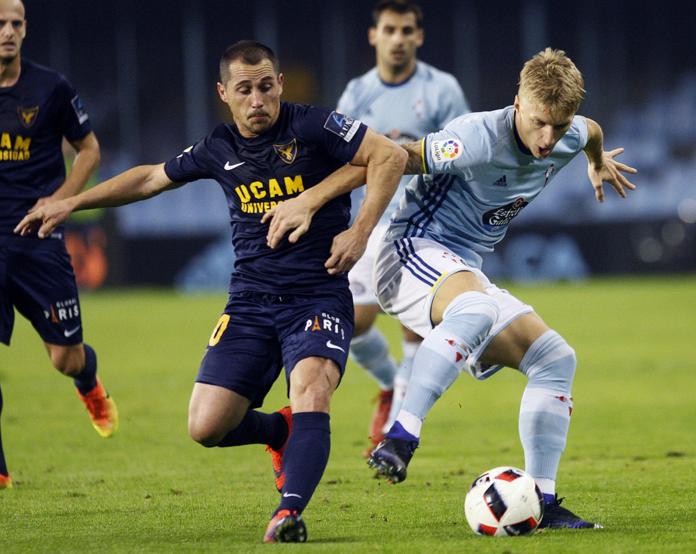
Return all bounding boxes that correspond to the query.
[219,40,280,83]
[372,0,423,28]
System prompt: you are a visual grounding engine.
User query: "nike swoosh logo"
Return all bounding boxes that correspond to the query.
[224,161,245,170]
[326,340,345,353]
[64,325,81,338]
[282,492,302,498]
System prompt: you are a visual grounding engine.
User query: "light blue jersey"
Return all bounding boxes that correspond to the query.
[386,106,589,268]
[337,61,469,223]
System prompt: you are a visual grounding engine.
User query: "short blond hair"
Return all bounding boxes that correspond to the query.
[518,48,585,116]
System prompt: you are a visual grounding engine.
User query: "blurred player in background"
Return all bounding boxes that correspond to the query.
[263,48,637,529]
[16,41,406,542]
[337,0,469,455]
[0,0,117,490]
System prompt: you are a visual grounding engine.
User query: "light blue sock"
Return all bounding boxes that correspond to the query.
[518,330,576,489]
[386,340,419,430]
[349,327,397,390]
[393,291,499,438]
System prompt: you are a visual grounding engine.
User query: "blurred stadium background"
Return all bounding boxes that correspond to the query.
[24,0,696,289]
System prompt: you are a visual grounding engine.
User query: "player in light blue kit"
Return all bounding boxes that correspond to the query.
[337,0,469,454]
[367,48,636,529]
[265,48,637,529]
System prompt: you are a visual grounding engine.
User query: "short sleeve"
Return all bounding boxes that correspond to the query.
[298,106,368,164]
[424,115,490,175]
[54,78,92,142]
[336,79,359,117]
[163,136,214,183]
[573,115,589,151]
[436,76,471,128]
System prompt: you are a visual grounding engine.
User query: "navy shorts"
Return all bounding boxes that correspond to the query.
[0,236,83,346]
[197,288,354,408]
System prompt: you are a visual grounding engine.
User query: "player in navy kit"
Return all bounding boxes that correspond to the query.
[0,0,118,490]
[16,41,407,541]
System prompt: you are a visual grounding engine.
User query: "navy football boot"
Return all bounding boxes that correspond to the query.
[367,437,418,483]
[539,495,603,529]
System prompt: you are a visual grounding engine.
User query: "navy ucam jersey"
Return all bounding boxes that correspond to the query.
[386,106,588,267]
[0,59,92,235]
[164,102,367,295]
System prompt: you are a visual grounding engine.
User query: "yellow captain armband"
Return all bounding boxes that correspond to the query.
[208,314,230,347]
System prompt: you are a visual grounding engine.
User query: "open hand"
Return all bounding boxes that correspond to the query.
[14,199,73,238]
[588,147,637,202]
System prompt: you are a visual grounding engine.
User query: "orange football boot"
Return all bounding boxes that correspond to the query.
[77,378,118,438]
[265,406,292,492]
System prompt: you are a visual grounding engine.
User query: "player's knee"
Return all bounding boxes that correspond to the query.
[49,346,85,376]
[353,318,372,337]
[353,305,379,336]
[291,379,332,411]
[289,363,336,412]
[441,291,499,342]
[521,330,576,393]
[188,419,225,447]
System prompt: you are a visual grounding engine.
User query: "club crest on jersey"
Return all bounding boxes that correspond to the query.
[431,139,462,163]
[544,164,556,185]
[17,106,39,128]
[273,138,297,164]
[482,197,529,226]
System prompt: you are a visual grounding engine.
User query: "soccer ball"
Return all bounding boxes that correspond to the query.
[464,466,544,536]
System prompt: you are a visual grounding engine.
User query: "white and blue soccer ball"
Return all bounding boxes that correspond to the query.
[464,466,544,536]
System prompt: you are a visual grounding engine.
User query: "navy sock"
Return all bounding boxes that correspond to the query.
[216,410,288,448]
[0,385,8,476]
[386,420,419,443]
[276,412,330,514]
[73,344,98,395]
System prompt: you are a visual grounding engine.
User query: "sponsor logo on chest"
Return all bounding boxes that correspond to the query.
[482,197,529,226]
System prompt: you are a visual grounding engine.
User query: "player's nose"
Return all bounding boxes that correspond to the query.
[249,90,264,107]
[540,126,554,146]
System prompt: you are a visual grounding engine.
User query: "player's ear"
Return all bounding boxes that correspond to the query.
[277,73,284,95]
[513,94,520,111]
[368,26,377,47]
[415,28,424,48]
[216,82,228,103]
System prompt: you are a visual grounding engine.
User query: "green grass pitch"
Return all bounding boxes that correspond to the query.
[1,276,695,552]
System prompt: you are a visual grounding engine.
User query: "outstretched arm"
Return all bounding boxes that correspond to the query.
[583,118,638,202]
[14,163,180,238]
